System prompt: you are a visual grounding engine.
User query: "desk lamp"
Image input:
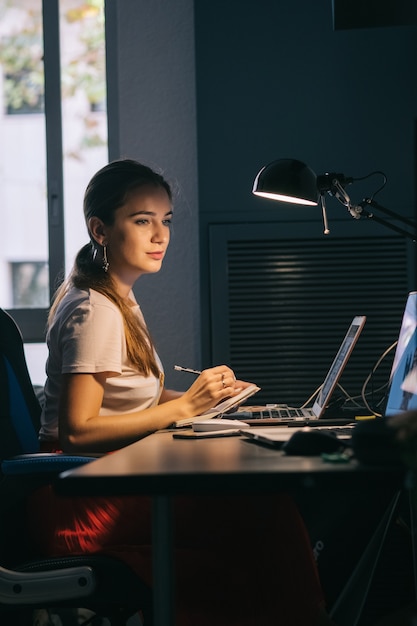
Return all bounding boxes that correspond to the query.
[252,158,416,242]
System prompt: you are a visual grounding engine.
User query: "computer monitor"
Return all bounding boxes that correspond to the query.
[385,291,417,416]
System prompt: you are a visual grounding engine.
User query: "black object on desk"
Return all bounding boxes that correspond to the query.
[282,429,344,456]
[351,418,403,466]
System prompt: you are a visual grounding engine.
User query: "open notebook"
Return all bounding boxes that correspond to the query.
[227,315,366,426]
[385,291,417,416]
[238,424,354,446]
[171,383,261,428]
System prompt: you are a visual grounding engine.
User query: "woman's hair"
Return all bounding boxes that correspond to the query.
[49,159,172,378]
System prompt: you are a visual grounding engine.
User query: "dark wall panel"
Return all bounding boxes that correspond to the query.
[209,221,412,409]
[332,0,417,29]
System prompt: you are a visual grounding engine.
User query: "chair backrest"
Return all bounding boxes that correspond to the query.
[0,309,41,458]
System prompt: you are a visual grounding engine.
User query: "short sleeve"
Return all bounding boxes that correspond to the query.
[60,299,124,375]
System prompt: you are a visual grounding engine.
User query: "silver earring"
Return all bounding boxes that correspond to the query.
[102,244,109,272]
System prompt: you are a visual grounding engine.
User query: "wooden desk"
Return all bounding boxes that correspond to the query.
[57,430,405,626]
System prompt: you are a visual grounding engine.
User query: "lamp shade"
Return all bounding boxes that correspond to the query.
[252,159,319,205]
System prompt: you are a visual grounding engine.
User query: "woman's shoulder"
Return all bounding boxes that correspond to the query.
[59,286,113,308]
[55,287,121,323]
[49,288,125,343]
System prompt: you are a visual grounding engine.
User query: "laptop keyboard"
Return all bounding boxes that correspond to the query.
[229,407,310,420]
[251,408,308,419]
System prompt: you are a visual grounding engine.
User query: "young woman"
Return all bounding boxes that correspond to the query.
[29,159,335,625]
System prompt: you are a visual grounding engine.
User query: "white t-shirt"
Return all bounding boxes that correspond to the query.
[39,287,163,442]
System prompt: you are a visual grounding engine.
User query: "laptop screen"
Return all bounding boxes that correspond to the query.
[312,315,366,418]
[385,291,417,416]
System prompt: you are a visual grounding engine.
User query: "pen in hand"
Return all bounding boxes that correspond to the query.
[174,365,202,375]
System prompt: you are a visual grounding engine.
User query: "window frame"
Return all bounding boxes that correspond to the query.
[6,0,112,343]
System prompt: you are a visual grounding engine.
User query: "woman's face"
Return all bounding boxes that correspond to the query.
[102,185,172,287]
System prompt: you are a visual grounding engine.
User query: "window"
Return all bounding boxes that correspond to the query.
[11,261,49,307]
[0,0,48,313]
[0,0,108,382]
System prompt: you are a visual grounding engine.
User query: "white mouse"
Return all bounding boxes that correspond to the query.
[192,418,250,432]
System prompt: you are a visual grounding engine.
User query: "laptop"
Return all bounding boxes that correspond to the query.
[227,315,366,426]
[243,293,416,448]
[385,291,417,416]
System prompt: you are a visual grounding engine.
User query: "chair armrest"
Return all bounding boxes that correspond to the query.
[1,453,97,476]
[0,564,96,604]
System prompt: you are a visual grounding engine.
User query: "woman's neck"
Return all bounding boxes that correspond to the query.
[109,271,137,300]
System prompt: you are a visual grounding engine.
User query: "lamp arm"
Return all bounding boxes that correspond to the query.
[329,178,351,207]
[350,198,416,242]
[362,198,416,229]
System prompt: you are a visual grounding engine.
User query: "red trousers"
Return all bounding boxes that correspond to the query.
[28,485,325,626]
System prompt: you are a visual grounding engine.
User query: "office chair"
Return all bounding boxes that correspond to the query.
[0,308,153,625]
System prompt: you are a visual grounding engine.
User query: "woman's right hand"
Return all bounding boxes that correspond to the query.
[181,365,246,416]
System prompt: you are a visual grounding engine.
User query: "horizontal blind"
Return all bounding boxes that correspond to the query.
[209,223,412,410]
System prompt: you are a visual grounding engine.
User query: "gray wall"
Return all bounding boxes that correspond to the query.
[108,0,199,390]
